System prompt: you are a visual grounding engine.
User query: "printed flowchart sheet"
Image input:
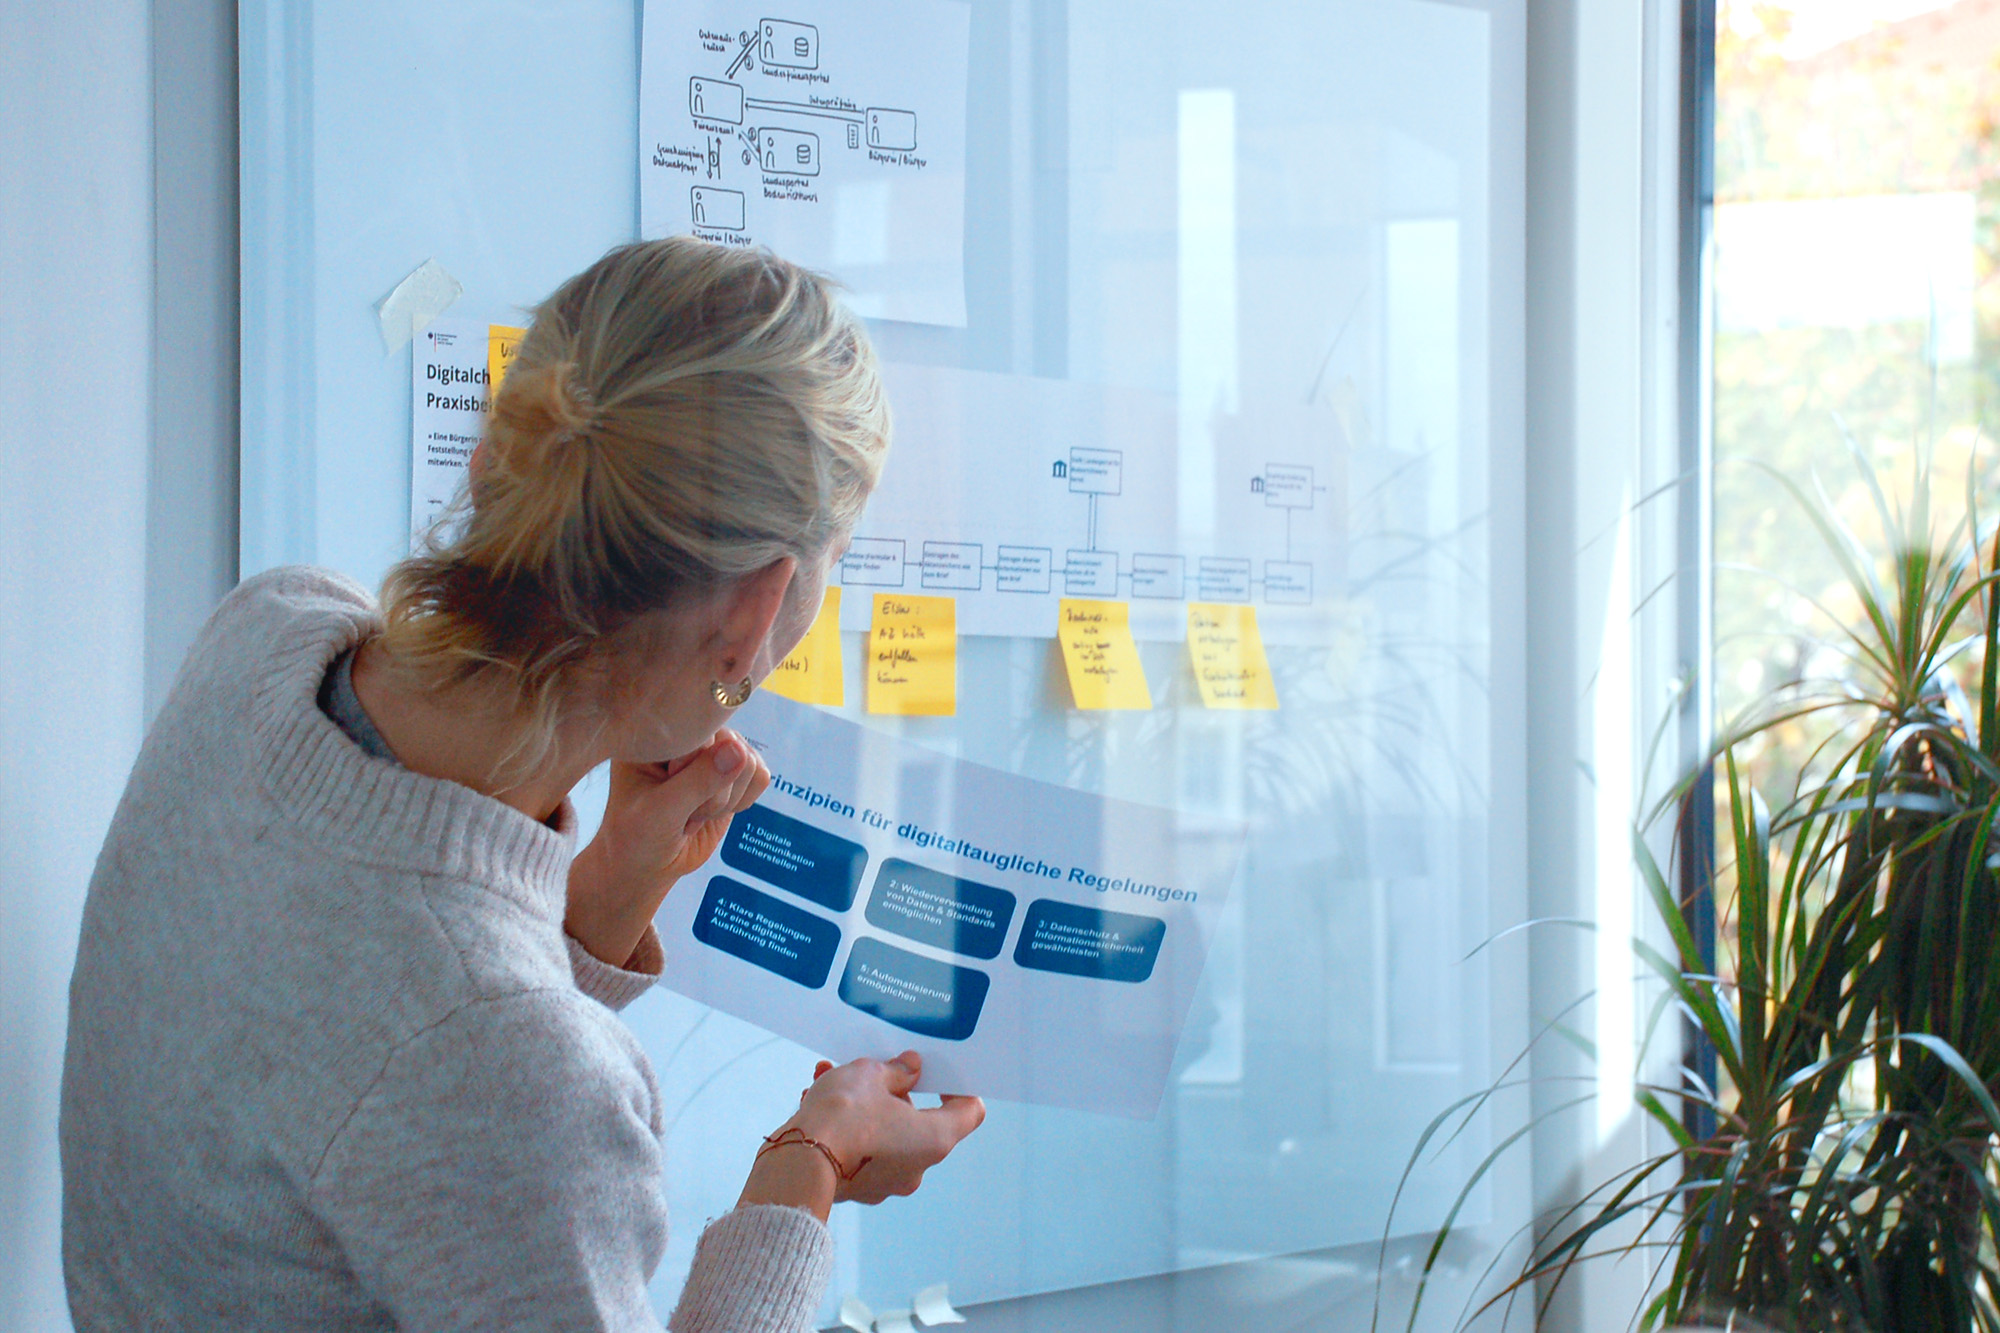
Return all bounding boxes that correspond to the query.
[640,0,971,326]
[835,363,1347,644]
[654,694,1247,1118]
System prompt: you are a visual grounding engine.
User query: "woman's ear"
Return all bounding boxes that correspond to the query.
[713,558,798,673]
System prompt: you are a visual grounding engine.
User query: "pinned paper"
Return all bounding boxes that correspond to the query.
[867,594,956,716]
[487,324,526,395]
[1057,599,1152,710]
[837,1295,875,1332]
[876,1313,917,1333]
[766,588,844,706]
[912,1283,967,1326]
[376,258,463,352]
[1188,603,1279,710]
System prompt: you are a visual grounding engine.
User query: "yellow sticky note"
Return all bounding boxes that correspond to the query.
[488,324,526,395]
[1057,599,1153,710]
[867,593,956,716]
[1188,603,1279,710]
[764,588,844,707]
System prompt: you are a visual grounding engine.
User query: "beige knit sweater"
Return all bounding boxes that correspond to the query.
[59,567,832,1330]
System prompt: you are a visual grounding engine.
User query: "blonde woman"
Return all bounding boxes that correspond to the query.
[60,239,984,1331]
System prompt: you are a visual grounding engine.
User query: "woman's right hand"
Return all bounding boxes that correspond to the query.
[737,1051,984,1219]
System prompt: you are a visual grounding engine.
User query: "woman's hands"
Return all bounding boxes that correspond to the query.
[565,730,768,969]
[737,1052,986,1221]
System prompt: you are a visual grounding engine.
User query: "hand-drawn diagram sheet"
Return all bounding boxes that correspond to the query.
[640,0,971,325]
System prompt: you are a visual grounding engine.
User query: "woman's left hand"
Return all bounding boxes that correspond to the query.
[566,730,769,968]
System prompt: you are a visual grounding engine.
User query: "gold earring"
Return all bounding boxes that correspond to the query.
[711,675,754,708]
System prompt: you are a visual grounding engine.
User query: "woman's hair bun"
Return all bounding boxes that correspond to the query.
[488,360,598,457]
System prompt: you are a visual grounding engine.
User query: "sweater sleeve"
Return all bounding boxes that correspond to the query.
[670,1206,833,1333]
[567,924,664,1010]
[309,992,670,1331]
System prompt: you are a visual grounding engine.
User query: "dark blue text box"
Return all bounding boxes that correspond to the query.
[863,859,1016,960]
[692,875,841,989]
[837,937,989,1042]
[1012,899,1166,983]
[720,803,868,912]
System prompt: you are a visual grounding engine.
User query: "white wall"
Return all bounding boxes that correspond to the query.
[0,7,154,1328]
[0,4,235,1329]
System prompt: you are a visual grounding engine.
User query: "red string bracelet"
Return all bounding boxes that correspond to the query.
[757,1127,872,1182]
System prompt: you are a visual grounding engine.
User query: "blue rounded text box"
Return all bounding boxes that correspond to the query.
[863,858,1016,960]
[837,937,990,1041]
[1012,898,1166,984]
[720,803,869,912]
[692,875,842,989]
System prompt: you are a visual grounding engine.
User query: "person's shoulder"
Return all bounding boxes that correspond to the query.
[218,565,375,629]
[188,565,376,666]
[143,565,377,742]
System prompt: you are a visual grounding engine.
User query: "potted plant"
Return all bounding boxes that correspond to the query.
[1385,460,2000,1331]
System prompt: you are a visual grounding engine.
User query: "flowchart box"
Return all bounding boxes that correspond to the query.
[995,545,1053,593]
[1130,553,1184,600]
[866,107,917,151]
[1067,448,1122,495]
[759,128,820,176]
[842,537,906,586]
[690,186,745,231]
[1263,463,1315,509]
[1064,550,1119,596]
[1196,557,1252,602]
[757,18,819,68]
[921,541,982,591]
[1265,561,1313,604]
[688,77,744,124]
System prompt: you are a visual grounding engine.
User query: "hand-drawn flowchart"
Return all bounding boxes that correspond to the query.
[839,364,1348,644]
[640,0,971,326]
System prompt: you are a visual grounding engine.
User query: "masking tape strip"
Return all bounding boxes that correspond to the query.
[912,1284,966,1326]
[376,258,464,353]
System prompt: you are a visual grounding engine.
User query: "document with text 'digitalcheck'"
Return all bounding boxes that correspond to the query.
[653,694,1246,1118]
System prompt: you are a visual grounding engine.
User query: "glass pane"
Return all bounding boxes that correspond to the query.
[236,0,1528,1323]
[1713,0,1995,779]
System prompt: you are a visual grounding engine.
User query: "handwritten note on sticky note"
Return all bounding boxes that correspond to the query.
[765,588,844,707]
[1057,600,1152,710]
[868,594,956,716]
[487,324,526,395]
[1188,603,1279,710]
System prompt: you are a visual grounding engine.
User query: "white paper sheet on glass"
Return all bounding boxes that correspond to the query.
[835,363,1356,644]
[407,315,489,548]
[653,694,1246,1118]
[639,0,971,326]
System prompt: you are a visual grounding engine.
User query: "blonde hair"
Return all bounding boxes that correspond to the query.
[380,238,888,758]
